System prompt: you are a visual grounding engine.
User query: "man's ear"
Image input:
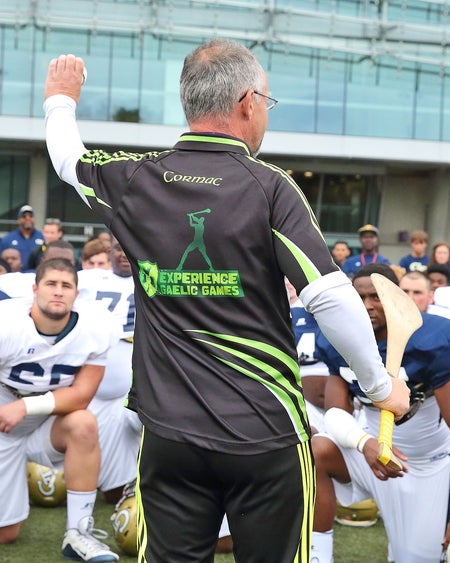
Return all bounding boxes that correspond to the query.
[239,90,254,120]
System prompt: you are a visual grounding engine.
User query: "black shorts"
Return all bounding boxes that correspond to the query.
[136,430,315,562]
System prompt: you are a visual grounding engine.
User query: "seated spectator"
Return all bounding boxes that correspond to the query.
[43,240,77,266]
[27,217,63,270]
[429,242,450,267]
[84,230,112,253]
[331,241,351,267]
[342,224,390,279]
[0,205,44,269]
[97,230,112,252]
[80,239,111,270]
[426,263,450,291]
[0,258,11,275]
[399,270,434,312]
[398,229,429,272]
[1,247,23,273]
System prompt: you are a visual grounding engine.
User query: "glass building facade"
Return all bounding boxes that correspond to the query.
[1,0,450,140]
[0,0,449,251]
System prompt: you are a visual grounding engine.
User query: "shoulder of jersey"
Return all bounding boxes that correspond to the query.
[0,296,32,313]
[74,300,122,342]
[0,272,34,298]
[407,312,450,350]
[77,268,113,284]
[434,286,450,308]
[74,298,114,319]
[78,268,133,289]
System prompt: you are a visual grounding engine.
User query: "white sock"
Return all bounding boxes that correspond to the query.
[311,530,334,563]
[66,489,97,530]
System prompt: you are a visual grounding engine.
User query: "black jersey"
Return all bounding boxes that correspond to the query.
[76,132,339,454]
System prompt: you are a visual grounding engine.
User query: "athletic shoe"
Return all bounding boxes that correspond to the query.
[62,515,119,561]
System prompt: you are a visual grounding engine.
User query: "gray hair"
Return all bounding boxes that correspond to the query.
[180,39,265,123]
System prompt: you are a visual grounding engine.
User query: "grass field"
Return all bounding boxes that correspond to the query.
[0,496,389,562]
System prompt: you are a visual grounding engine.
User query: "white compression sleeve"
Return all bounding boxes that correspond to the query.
[300,271,392,403]
[44,95,89,204]
[324,407,373,451]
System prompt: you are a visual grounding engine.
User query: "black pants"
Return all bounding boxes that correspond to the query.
[136,430,315,563]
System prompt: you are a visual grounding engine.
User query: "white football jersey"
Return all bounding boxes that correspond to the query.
[77,269,135,399]
[0,272,34,299]
[0,298,120,394]
[77,269,135,339]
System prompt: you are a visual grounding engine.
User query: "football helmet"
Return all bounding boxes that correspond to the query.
[111,479,137,556]
[27,461,66,507]
[335,498,379,527]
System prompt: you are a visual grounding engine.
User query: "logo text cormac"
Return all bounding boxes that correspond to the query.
[163,171,222,186]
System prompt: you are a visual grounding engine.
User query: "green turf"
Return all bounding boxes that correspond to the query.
[0,497,389,562]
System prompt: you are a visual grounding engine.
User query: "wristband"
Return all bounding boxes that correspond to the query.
[356,433,372,453]
[23,391,55,416]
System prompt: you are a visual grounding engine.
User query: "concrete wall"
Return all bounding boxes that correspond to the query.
[378,172,443,264]
[427,169,450,249]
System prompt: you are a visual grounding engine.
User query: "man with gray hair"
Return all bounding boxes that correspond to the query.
[44,39,409,562]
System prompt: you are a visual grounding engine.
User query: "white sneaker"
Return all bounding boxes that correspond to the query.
[62,516,119,562]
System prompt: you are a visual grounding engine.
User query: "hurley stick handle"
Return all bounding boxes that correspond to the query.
[370,274,423,471]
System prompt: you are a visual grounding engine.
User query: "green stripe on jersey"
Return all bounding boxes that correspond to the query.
[177,135,250,154]
[80,149,147,165]
[79,184,112,209]
[272,229,321,284]
[187,330,309,441]
[245,155,325,241]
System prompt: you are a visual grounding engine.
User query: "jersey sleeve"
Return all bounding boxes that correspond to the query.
[268,171,339,292]
[45,94,142,224]
[76,301,122,365]
[75,150,150,227]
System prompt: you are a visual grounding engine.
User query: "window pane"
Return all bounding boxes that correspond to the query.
[320,174,368,232]
[0,156,29,219]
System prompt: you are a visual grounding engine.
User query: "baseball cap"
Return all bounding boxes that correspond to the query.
[18,205,34,217]
[357,224,379,236]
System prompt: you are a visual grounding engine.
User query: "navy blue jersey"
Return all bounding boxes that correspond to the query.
[290,303,328,374]
[316,312,450,404]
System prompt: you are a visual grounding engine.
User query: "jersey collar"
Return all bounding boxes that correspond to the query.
[174,132,251,156]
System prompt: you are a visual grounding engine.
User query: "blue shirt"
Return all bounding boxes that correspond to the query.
[315,312,450,402]
[342,253,391,278]
[398,254,429,272]
[0,228,44,271]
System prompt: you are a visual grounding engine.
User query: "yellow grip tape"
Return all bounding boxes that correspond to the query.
[377,410,395,465]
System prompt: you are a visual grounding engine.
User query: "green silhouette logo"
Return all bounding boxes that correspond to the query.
[137,208,244,299]
[177,209,213,271]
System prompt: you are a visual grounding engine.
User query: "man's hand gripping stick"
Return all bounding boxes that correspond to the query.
[370,273,423,471]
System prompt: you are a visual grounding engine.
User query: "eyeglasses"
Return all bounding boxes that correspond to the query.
[238,90,278,111]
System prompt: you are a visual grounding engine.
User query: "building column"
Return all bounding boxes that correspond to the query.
[428,169,450,246]
[29,150,48,228]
